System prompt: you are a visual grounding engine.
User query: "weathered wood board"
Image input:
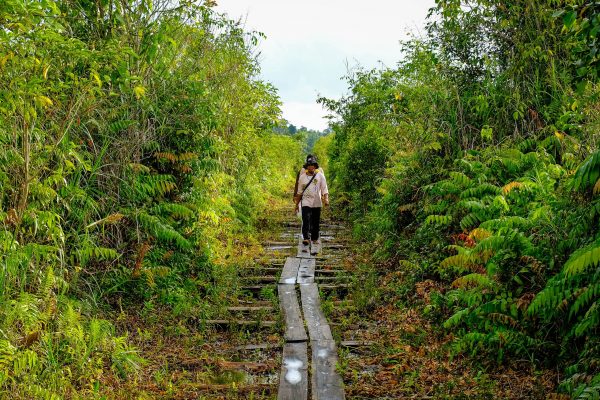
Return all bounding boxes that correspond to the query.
[278,284,308,342]
[312,339,345,400]
[277,342,308,400]
[279,258,301,284]
[201,319,276,327]
[299,283,333,341]
[297,258,316,284]
[227,306,274,312]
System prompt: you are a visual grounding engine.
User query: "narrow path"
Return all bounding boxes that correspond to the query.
[196,210,353,399]
[277,222,346,400]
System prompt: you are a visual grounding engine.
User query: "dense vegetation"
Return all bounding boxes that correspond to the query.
[320,0,600,397]
[0,0,301,398]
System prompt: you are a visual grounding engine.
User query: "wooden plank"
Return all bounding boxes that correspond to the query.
[297,258,316,284]
[241,285,269,291]
[319,284,350,290]
[227,306,274,312]
[201,320,276,327]
[234,343,282,351]
[323,244,346,249]
[242,276,278,282]
[299,283,333,341]
[312,340,345,400]
[278,342,308,400]
[240,267,282,272]
[315,276,350,282]
[278,284,308,342]
[279,257,301,284]
[314,269,346,274]
[339,340,375,347]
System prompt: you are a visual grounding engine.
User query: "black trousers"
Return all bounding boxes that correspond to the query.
[301,206,321,241]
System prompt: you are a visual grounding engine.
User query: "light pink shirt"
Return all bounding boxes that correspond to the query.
[297,171,328,208]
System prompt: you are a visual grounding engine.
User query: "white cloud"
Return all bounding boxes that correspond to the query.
[216,0,436,130]
[282,101,330,131]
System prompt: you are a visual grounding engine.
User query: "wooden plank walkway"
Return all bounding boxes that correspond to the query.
[300,283,333,341]
[279,258,301,284]
[278,284,308,342]
[278,232,345,400]
[297,258,316,284]
[277,342,309,400]
[312,340,345,400]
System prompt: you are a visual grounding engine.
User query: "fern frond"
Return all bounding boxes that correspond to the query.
[517,138,537,153]
[108,119,136,133]
[573,150,600,191]
[449,171,472,186]
[528,279,572,316]
[460,183,502,199]
[469,228,492,241]
[136,175,177,198]
[424,214,452,225]
[452,273,495,289]
[572,302,599,337]
[460,212,484,231]
[77,246,119,266]
[480,216,532,230]
[443,308,470,329]
[138,213,192,250]
[563,240,600,278]
[176,152,197,162]
[127,163,151,174]
[440,253,481,273]
[569,284,600,319]
[502,181,524,194]
[149,203,195,220]
[155,152,178,163]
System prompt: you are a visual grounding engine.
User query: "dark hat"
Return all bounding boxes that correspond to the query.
[303,155,319,169]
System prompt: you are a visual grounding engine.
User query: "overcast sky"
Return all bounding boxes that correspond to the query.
[215,0,437,130]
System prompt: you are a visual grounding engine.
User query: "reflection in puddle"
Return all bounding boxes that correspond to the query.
[284,358,303,384]
[317,348,328,358]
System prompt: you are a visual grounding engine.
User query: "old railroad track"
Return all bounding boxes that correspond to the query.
[200,210,369,399]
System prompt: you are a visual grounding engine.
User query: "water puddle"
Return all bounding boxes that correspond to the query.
[283,358,304,384]
[317,348,328,358]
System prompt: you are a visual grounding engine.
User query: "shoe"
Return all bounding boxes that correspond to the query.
[302,240,309,245]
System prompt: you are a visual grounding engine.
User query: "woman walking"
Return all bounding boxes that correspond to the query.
[294,155,329,248]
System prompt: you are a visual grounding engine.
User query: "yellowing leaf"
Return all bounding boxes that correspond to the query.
[34,96,53,108]
[555,131,565,140]
[43,64,50,79]
[502,181,523,194]
[469,228,492,242]
[593,178,600,195]
[133,85,146,100]
[90,71,102,87]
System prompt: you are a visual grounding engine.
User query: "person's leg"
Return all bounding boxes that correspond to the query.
[301,206,311,242]
[310,207,321,242]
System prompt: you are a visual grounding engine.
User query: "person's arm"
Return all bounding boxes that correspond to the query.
[293,170,301,202]
[294,174,304,210]
[320,173,329,206]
